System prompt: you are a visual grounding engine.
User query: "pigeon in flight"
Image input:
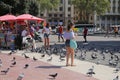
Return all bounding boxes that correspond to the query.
[1,68,10,74]
[49,73,58,79]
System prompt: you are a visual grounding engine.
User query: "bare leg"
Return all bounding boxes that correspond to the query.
[44,38,47,48]
[66,47,70,66]
[58,35,60,42]
[47,38,49,48]
[71,48,75,66]
[61,36,64,42]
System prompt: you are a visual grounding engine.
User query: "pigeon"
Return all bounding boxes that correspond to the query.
[47,57,52,62]
[86,71,95,77]
[102,54,105,60]
[17,73,24,80]
[33,57,37,61]
[49,73,58,79]
[96,59,100,65]
[113,76,119,80]
[59,57,65,61]
[109,59,113,66]
[10,61,16,67]
[41,54,45,58]
[60,54,65,59]
[8,51,13,55]
[0,59,2,67]
[86,66,95,77]
[1,68,10,74]
[23,54,29,59]
[91,53,97,59]
[114,67,120,73]
[11,57,16,61]
[24,64,29,69]
[81,53,86,60]
[114,55,119,61]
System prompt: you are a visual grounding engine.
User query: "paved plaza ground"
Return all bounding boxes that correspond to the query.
[0,35,120,80]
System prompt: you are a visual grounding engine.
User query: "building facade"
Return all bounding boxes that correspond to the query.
[39,0,74,27]
[97,0,120,30]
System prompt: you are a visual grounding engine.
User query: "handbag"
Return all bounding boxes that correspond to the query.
[70,39,77,49]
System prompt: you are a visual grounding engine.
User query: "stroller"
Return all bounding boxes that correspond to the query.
[22,35,35,51]
[34,32,43,42]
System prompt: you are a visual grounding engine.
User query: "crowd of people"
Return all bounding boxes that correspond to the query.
[0,21,89,66]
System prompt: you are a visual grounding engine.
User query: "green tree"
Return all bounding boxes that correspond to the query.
[37,0,60,12]
[28,0,39,16]
[0,0,18,15]
[72,0,110,23]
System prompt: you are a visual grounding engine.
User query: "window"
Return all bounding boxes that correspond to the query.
[68,14,71,17]
[49,14,52,17]
[118,6,120,13]
[40,14,43,16]
[113,7,115,13]
[54,8,58,11]
[59,7,63,11]
[54,14,57,17]
[60,20,63,22]
[68,0,72,4]
[60,0,63,4]
[49,19,52,22]
[68,7,71,11]
[101,16,105,20]
[59,14,63,17]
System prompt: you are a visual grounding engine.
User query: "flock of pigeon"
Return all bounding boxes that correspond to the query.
[0,41,120,80]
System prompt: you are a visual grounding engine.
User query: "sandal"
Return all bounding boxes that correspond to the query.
[71,64,76,66]
[66,64,70,66]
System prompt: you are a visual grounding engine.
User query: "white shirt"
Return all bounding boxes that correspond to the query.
[21,30,27,37]
[63,31,75,39]
[43,27,50,34]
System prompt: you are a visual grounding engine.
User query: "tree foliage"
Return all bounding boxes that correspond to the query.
[29,0,39,16]
[72,0,110,23]
[0,0,39,16]
[37,0,60,12]
[0,0,18,15]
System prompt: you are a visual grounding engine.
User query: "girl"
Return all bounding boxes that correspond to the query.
[42,23,51,49]
[63,22,75,66]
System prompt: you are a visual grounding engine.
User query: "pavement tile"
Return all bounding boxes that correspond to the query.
[0,53,97,80]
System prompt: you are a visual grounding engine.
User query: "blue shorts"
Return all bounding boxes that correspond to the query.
[44,33,49,38]
[58,33,63,36]
[65,40,70,47]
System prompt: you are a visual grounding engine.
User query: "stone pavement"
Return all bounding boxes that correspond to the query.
[0,53,97,80]
[0,35,120,80]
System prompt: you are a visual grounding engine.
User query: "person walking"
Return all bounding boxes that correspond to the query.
[58,24,64,42]
[42,23,51,49]
[63,22,75,66]
[83,27,88,42]
[114,26,118,37]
